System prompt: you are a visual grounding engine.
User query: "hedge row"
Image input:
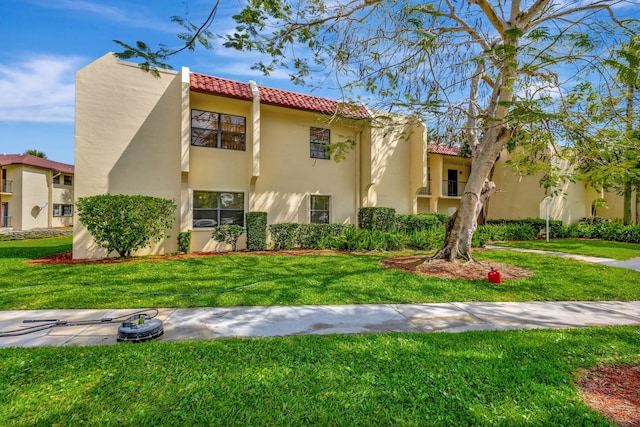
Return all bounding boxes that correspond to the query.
[211,212,640,253]
[269,223,356,250]
[480,220,640,244]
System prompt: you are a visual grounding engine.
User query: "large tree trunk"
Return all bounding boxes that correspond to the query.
[635,184,640,225]
[623,182,633,225]
[432,179,496,261]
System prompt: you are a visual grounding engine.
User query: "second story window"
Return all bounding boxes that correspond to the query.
[63,175,72,186]
[310,127,330,159]
[191,110,246,151]
[53,175,60,185]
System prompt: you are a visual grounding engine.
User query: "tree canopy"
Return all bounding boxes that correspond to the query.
[23,149,47,159]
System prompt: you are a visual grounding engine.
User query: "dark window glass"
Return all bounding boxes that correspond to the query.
[191,110,245,150]
[64,175,72,186]
[310,127,330,159]
[193,191,245,228]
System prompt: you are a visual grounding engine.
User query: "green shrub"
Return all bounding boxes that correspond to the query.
[211,225,245,251]
[476,224,536,242]
[396,213,448,233]
[75,194,176,258]
[406,228,446,250]
[177,231,191,254]
[485,218,564,239]
[269,223,300,250]
[296,224,355,249]
[246,212,268,251]
[358,207,396,231]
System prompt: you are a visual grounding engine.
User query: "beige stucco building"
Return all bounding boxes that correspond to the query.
[73,54,429,258]
[73,53,634,259]
[0,154,74,231]
[488,150,634,224]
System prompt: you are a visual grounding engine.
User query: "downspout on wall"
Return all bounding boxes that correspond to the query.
[180,66,191,233]
[248,80,261,212]
[0,167,3,227]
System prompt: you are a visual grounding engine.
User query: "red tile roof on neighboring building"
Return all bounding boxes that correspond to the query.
[427,144,462,157]
[0,154,74,174]
[190,73,370,119]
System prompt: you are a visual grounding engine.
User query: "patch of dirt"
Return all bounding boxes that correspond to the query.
[578,364,640,427]
[380,255,534,280]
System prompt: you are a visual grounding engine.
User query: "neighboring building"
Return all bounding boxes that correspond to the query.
[421,145,472,216]
[0,154,74,231]
[74,53,634,259]
[489,150,634,224]
[428,145,635,224]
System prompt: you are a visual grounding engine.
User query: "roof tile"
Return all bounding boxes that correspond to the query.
[0,154,74,174]
[190,73,369,119]
[190,73,253,100]
[427,144,462,157]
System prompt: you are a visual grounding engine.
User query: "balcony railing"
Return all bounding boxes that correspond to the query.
[1,179,12,193]
[1,216,10,228]
[442,180,467,197]
[417,182,432,195]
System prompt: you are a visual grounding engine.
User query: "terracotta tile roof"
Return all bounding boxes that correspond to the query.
[0,154,74,174]
[190,72,370,119]
[258,85,370,119]
[427,144,462,157]
[190,73,253,100]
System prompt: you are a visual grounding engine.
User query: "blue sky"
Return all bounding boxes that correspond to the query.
[0,0,317,165]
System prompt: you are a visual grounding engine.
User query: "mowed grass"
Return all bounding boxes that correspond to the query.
[491,239,640,261]
[1,236,640,310]
[1,237,639,426]
[1,326,639,426]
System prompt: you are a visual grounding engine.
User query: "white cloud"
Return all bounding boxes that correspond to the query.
[30,0,178,32]
[0,55,83,123]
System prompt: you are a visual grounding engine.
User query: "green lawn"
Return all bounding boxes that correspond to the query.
[491,239,640,261]
[1,326,638,426]
[1,237,639,426]
[1,236,640,310]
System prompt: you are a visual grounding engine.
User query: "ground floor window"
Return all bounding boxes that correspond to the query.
[53,204,73,217]
[193,191,245,228]
[1,202,8,227]
[310,195,330,224]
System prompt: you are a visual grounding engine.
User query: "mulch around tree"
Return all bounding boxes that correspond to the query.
[26,249,639,423]
[379,255,535,280]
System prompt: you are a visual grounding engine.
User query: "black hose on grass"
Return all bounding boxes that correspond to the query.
[0,276,270,297]
[0,308,159,337]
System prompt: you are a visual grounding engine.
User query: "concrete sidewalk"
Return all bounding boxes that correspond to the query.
[2,301,639,348]
[486,245,640,271]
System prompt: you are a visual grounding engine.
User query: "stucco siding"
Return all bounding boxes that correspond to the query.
[73,53,183,258]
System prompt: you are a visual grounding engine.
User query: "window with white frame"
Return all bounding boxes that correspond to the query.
[310,127,330,159]
[193,191,245,228]
[191,110,246,151]
[309,195,330,224]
